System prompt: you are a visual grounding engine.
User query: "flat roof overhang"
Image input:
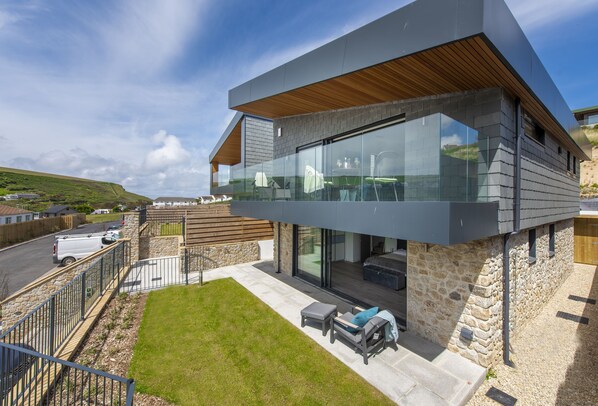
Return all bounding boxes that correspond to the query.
[232,200,499,245]
[209,112,243,165]
[229,0,591,160]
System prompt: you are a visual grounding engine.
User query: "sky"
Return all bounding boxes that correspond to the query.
[0,0,597,199]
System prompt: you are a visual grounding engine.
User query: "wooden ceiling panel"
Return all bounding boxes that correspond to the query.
[211,120,242,165]
[234,36,584,157]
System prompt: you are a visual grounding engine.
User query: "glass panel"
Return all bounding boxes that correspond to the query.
[328,136,363,201]
[588,114,598,125]
[231,113,491,203]
[296,226,322,284]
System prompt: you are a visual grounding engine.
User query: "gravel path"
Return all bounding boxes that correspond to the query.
[469,263,598,405]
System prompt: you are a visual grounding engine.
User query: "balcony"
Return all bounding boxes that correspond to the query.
[231,113,498,245]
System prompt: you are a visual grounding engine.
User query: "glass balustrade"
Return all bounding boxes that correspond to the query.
[232,113,489,203]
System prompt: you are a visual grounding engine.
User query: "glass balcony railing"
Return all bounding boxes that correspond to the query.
[232,113,490,203]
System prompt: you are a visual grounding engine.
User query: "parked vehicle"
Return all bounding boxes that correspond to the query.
[53,233,117,266]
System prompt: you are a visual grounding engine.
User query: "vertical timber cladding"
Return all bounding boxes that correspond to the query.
[574,216,598,265]
[184,204,274,246]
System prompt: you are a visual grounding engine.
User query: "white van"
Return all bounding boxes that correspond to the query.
[53,233,118,266]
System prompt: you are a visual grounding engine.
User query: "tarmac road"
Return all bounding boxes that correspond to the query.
[0,221,121,296]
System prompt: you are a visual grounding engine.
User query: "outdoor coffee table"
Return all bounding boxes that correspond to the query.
[300,302,338,336]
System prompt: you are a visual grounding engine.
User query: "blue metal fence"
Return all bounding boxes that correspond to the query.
[0,241,134,405]
[0,342,134,405]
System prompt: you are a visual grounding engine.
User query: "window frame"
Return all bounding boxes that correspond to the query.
[529,228,537,264]
[549,224,555,257]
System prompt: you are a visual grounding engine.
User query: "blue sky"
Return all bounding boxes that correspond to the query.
[0,0,597,199]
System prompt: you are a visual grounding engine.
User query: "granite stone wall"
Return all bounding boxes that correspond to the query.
[407,218,574,367]
[122,212,140,262]
[273,222,293,275]
[186,241,260,272]
[140,236,181,259]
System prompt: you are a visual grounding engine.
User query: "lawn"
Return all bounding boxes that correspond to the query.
[159,223,182,236]
[86,213,123,223]
[130,279,394,405]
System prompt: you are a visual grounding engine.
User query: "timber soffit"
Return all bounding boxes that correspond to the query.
[228,0,591,160]
[209,111,244,165]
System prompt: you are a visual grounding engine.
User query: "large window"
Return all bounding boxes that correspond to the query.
[295,225,323,285]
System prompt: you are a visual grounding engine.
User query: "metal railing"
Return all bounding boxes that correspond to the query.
[0,342,134,405]
[1,241,129,356]
[120,246,208,294]
[143,212,185,239]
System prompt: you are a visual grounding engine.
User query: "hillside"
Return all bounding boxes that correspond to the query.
[0,167,151,212]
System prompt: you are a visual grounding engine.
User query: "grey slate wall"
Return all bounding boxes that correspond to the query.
[272,88,581,236]
[244,115,273,167]
[498,95,580,233]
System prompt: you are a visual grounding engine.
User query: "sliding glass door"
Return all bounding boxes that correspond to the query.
[296,225,323,285]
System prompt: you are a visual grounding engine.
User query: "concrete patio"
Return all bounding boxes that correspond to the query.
[200,261,486,405]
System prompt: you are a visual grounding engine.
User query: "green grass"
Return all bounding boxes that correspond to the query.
[86,213,124,223]
[159,223,182,236]
[130,279,394,405]
[0,167,150,212]
[583,127,598,146]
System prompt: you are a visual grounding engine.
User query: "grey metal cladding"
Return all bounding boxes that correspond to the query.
[342,0,481,73]
[283,38,347,91]
[480,0,592,158]
[232,201,499,245]
[228,0,590,158]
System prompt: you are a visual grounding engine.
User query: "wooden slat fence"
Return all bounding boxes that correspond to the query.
[574,215,598,265]
[148,204,273,246]
[0,214,85,248]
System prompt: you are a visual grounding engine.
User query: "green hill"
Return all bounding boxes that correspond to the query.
[0,167,151,212]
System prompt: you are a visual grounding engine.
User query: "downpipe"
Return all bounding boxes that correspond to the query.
[503,97,522,367]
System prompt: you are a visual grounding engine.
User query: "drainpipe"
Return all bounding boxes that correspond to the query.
[503,98,522,367]
[276,222,282,273]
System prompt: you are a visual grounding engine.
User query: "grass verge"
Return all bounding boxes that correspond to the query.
[86,213,123,223]
[130,278,394,405]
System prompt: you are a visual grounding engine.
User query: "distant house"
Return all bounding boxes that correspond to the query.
[574,106,598,127]
[91,209,111,215]
[2,193,40,200]
[0,205,33,224]
[42,205,78,217]
[152,197,198,207]
[198,194,231,204]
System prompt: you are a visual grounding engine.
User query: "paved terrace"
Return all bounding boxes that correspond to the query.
[140,260,485,405]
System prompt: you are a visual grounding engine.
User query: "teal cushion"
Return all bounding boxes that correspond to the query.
[347,307,379,333]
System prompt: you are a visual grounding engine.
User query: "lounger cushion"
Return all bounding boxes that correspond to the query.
[349,307,378,332]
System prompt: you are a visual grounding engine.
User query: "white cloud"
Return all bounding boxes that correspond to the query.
[0,10,19,30]
[144,131,191,170]
[440,134,464,148]
[506,0,598,31]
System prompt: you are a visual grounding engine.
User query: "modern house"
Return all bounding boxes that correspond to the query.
[152,197,198,207]
[0,204,33,224]
[224,0,592,368]
[42,205,78,217]
[574,105,598,127]
[209,112,273,196]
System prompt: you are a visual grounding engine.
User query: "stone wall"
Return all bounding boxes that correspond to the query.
[407,218,574,367]
[508,219,574,333]
[187,241,260,271]
[407,238,503,367]
[139,235,181,259]
[122,212,140,261]
[273,222,293,275]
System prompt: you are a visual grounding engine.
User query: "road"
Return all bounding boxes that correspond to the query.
[0,221,121,297]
